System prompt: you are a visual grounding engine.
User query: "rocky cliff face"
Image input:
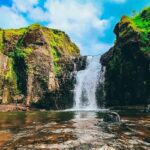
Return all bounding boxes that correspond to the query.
[0,24,86,109]
[100,7,150,106]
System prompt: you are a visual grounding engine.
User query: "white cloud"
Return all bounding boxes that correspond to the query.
[0,0,112,55]
[12,0,38,12]
[44,0,110,55]
[90,42,112,55]
[45,0,108,35]
[28,7,48,21]
[0,6,27,29]
[12,0,48,22]
[79,41,112,56]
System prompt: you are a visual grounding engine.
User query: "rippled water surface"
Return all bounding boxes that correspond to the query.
[0,110,150,150]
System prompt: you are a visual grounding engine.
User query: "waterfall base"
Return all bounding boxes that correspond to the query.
[73,55,106,110]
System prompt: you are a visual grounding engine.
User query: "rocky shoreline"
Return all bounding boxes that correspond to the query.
[0,104,29,112]
[0,104,149,112]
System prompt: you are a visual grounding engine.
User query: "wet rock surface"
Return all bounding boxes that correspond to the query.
[103,112,120,123]
[0,110,149,150]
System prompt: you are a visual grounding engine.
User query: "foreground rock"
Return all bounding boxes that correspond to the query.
[103,112,120,123]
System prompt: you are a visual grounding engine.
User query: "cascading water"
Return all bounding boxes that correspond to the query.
[73,55,105,110]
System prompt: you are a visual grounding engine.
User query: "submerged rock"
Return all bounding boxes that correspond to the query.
[145,104,150,112]
[103,112,120,123]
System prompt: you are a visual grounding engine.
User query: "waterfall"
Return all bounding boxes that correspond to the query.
[73,55,105,110]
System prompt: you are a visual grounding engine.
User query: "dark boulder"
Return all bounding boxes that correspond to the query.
[103,112,120,123]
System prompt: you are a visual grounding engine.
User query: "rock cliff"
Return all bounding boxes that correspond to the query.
[100,7,150,106]
[0,24,86,109]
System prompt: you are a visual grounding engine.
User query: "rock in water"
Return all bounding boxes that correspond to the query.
[103,112,120,123]
[146,104,150,112]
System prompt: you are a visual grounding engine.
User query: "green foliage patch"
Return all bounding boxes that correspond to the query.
[14,46,33,59]
[28,23,41,31]
[132,7,150,32]
[42,27,79,76]
[0,30,3,53]
[131,7,150,52]
[5,59,18,94]
[119,7,150,52]
[4,28,27,41]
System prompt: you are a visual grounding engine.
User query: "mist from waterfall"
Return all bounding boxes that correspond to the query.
[73,56,105,110]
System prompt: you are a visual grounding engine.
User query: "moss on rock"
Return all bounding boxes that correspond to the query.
[0,23,80,106]
[0,29,3,53]
[100,7,150,107]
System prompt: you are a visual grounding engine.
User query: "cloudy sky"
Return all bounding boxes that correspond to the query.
[0,0,149,55]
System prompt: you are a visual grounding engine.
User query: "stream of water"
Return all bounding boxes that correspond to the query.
[73,56,105,110]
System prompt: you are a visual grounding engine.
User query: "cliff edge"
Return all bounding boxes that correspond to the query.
[101,7,150,106]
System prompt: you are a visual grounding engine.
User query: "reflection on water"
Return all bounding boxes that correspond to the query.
[74,111,97,119]
[0,110,150,149]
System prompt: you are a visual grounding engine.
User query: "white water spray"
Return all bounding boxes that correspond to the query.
[73,56,105,110]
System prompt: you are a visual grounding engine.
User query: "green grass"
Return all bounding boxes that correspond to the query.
[53,62,61,76]
[1,23,80,77]
[51,47,61,62]
[42,27,80,56]
[4,28,27,41]
[41,27,80,76]
[119,7,150,52]
[132,7,150,32]
[28,23,41,31]
[5,59,18,94]
[15,46,33,59]
[0,30,3,53]
[131,7,150,52]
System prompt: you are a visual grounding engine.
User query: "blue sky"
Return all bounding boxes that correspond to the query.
[0,0,149,55]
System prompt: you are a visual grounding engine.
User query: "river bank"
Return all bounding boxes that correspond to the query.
[0,104,30,112]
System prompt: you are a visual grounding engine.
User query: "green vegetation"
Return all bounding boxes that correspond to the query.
[51,47,61,62]
[28,23,41,31]
[132,7,150,52]
[42,27,79,76]
[120,16,140,32]
[0,30,3,53]
[3,23,80,92]
[118,7,150,52]
[42,27,79,56]
[51,47,61,75]
[14,46,33,59]
[53,62,61,76]
[0,21,81,106]
[132,7,150,32]
[5,59,18,94]
[4,28,27,41]
[102,7,150,106]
